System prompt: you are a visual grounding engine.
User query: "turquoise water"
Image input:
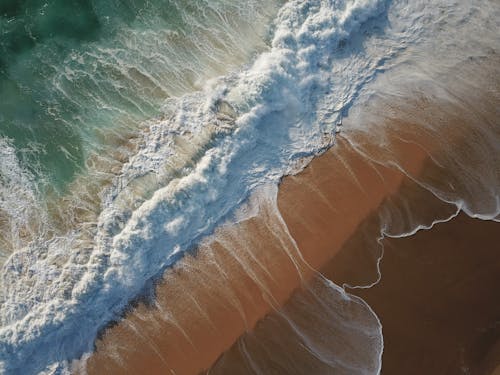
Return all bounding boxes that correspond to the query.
[0,0,281,269]
[0,0,276,193]
[1,0,100,190]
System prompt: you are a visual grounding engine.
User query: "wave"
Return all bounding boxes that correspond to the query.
[0,138,46,265]
[0,0,283,260]
[0,0,499,373]
[0,0,281,191]
[206,51,500,375]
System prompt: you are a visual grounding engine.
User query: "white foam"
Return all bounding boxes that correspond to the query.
[0,139,46,265]
[1,0,499,373]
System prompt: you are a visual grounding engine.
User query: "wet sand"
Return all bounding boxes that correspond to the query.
[77,133,421,374]
[208,128,500,374]
[77,59,500,374]
[77,137,397,375]
[344,213,500,375]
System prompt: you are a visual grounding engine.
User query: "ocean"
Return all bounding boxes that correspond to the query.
[0,0,499,374]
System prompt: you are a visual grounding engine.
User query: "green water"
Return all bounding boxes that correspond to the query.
[0,0,277,193]
[1,0,100,190]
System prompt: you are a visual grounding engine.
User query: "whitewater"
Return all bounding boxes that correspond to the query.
[0,0,499,373]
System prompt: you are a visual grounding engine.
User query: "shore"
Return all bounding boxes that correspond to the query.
[76,59,500,374]
[346,213,500,375]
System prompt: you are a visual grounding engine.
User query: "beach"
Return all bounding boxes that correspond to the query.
[78,54,500,375]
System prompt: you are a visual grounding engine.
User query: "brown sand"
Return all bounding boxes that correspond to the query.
[346,213,500,375]
[78,135,417,375]
[79,134,499,375]
[77,59,500,374]
[207,122,500,374]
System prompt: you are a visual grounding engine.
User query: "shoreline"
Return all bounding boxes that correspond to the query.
[76,58,500,374]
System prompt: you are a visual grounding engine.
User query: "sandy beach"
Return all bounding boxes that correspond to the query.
[349,213,500,375]
[76,58,500,375]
